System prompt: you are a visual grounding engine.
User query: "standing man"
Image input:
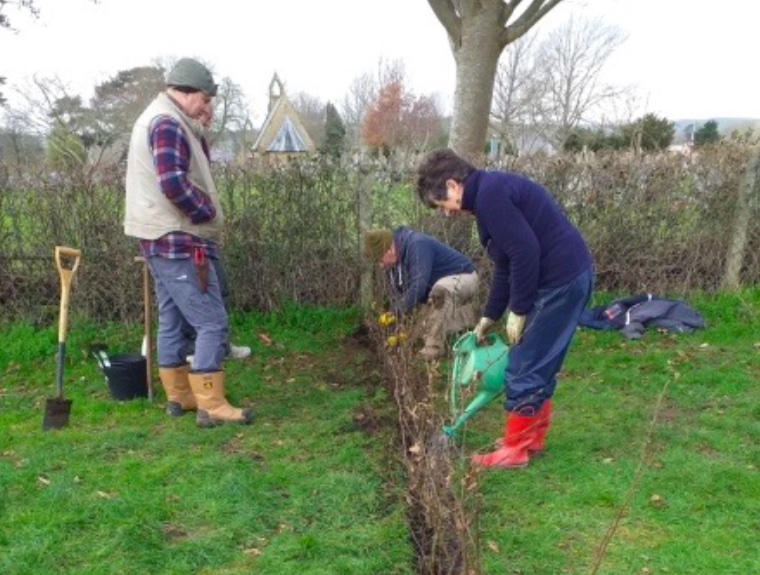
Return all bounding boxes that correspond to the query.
[364,226,479,360]
[124,57,253,427]
[415,149,594,468]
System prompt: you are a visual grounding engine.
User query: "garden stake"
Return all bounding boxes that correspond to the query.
[43,246,82,430]
[135,256,154,400]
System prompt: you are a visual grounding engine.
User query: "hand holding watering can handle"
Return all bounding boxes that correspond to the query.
[473,317,494,345]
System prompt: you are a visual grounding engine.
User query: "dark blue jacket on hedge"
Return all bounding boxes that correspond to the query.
[387,226,476,315]
[461,170,593,319]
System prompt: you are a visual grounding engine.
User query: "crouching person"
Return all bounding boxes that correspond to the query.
[364,226,479,360]
[124,57,253,427]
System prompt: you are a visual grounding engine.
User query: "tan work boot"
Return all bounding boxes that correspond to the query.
[159,364,196,417]
[187,371,255,428]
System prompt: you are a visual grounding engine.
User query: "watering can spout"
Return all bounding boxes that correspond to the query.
[443,389,504,437]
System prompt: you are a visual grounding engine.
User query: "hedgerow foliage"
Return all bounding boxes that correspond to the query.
[1,144,758,324]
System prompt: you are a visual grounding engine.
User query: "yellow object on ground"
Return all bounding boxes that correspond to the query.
[386,332,409,347]
[378,312,396,327]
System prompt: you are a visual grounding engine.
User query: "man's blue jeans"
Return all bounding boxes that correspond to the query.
[148,256,228,373]
[504,268,594,413]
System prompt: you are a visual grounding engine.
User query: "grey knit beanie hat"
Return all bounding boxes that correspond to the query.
[166,58,218,97]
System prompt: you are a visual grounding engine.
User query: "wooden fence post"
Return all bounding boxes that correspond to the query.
[722,147,760,291]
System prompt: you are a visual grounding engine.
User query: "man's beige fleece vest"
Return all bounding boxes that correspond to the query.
[124,92,224,241]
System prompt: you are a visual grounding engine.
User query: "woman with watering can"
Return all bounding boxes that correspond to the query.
[415,148,594,469]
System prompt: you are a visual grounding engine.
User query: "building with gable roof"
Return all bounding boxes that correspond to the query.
[251,74,315,159]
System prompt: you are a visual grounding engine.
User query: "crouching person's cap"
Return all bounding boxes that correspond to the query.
[364,229,393,262]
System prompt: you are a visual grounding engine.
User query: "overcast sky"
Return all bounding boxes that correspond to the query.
[0,0,756,125]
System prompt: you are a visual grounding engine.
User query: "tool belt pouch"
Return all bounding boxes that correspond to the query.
[197,261,209,293]
[194,249,210,293]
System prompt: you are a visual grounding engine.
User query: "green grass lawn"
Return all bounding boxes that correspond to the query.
[0,306,412,575]
[1,292,759,574]
[465,290,760,574]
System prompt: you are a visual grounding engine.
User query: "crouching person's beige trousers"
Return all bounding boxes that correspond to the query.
[417,271,479,360]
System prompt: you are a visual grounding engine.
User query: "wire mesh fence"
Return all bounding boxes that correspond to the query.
[1,145,758,327]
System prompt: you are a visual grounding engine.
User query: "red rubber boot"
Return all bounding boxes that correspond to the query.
[471,411,538,469]
[528,400,553,456]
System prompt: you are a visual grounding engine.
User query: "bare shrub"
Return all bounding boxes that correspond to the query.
[1,145,757,323]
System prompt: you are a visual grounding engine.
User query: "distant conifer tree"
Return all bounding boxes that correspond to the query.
[694,120,721,148]
[321,102,346,158]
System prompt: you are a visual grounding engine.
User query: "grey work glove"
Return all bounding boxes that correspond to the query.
[506,311,527,346]
[473,317,494,345]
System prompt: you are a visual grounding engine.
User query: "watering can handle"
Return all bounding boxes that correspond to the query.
[453,330,504,352]
[450,330,480,419]
[452,331,476,353]
[450,331,502,385]
[450,331,476,384]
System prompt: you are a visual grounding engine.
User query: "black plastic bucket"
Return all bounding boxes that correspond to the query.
[103,354,148,401]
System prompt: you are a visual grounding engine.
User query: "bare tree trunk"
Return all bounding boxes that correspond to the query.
[722,148,760,291]
[445,8,503,252]
[427,0,566,159]
[449,8,503,158]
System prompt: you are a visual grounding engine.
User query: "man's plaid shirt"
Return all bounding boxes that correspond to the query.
[139,116,220,260]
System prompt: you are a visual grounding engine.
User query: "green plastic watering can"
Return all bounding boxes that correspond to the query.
[442,331,509,438]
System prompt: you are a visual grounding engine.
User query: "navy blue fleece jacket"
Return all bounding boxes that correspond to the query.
[387,226,475,315]
[461,170,593,319]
